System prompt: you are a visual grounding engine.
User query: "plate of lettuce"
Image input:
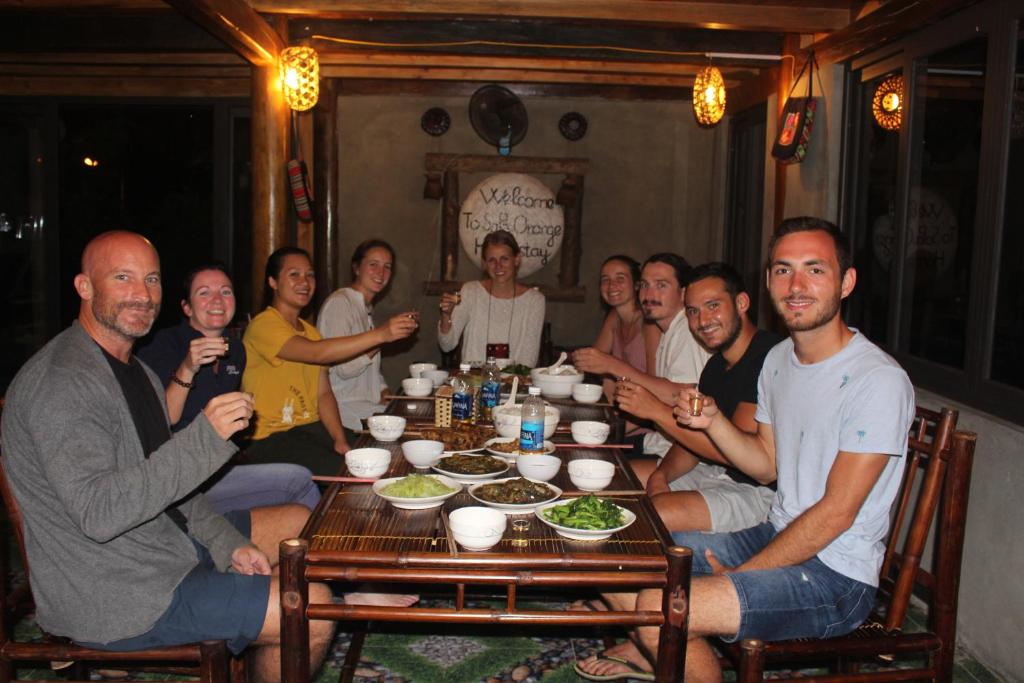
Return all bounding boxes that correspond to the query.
[373,473,462,510]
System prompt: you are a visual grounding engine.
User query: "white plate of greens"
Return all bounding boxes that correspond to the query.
[534,496,636,540]
[372,474,462,510]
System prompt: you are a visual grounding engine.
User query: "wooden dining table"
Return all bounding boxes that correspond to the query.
[279,398,692,683]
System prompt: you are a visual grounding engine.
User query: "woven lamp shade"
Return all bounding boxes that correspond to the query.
[280,46,320,112]
[872,75,903,131]
[693,66,727,126]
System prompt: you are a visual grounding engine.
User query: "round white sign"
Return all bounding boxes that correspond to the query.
[459,173,564,278]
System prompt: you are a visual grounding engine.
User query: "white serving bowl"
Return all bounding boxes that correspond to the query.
[492,404,560,439]
[367,415,406,442]
[408,362,437,378]
[514,454,562,482]
[535,499,636,541]
[568,458,615,491]
[400,439,445,469]
[422,369,450,388]
[373,474,461,510]
[344,447,392,479]
[570,420,611,445]
[530,365,584,398]
[401,377,434,397]
[448,506,507,551]
[571,383,603,404]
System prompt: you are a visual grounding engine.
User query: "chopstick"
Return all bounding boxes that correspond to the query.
[440,509,459,557]
[311,475,377,483]
[382,394,436,401]
[554,443,632,449]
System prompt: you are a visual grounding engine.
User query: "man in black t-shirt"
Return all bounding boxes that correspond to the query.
[644,262,781,533]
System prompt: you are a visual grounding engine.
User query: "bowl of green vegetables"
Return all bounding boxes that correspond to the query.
[535,495,636,541]
[372,473,462,510]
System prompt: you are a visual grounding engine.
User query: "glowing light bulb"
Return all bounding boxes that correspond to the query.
[284,67,300,91]
[882,92,900,112]
[83,157,99,167]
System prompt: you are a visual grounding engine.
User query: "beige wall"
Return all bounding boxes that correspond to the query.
[330,92,726,387]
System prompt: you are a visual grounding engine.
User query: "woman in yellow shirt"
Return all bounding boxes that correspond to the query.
[242,247,418,475]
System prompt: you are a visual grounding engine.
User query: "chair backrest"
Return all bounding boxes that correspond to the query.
[877,406,964,631]
[0,457,31,589]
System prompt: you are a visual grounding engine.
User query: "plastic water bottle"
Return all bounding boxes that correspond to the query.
[479,356,502,421]
[520,387,546,453]
[451,363,478,425]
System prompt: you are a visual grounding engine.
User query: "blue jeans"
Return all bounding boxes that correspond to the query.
[204,463,320,514]
[674,523,876,642]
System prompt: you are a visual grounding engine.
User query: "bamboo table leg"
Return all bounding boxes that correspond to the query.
[281,539,310,683]
[655,546,692,681]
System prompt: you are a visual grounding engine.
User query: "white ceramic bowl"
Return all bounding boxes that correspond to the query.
[372,474,461,510]
[530,365,584,398]
[408,362,437,378]
[568,458,615,491]
[571,383,603,404]
[401,439,445,469]
[448,506,507,551]
[344,447,392,479]
[570,420,611,445]
[402,377,434,397]
[422,369,450,388]
[367,415,406,442]
[514,454,562,482]
[492,404,560,439]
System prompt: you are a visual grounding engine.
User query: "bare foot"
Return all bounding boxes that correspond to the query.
[576,639,654,680]
[568,598,609,612]
[343,592,419,607]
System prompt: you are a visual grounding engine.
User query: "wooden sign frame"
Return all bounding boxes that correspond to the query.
[422,153,588,302]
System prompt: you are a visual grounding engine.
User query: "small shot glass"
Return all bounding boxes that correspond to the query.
[689,393,704,417]
[510,518,530,547]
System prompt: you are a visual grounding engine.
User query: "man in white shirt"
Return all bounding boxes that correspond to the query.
[574,253,711,466]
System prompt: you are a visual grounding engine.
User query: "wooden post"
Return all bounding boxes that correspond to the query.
[441,170,460,281]
[557,174,583,289]
[314,78,339,297]
[739,639,767,683]
[280,539,310,683]
[655,545,692,681]
[251,62,289,313]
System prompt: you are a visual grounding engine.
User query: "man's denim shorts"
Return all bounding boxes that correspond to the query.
[673,522,876,642]
[78,510,271,655]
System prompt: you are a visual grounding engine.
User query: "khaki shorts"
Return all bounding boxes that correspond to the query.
[669,462,775,532]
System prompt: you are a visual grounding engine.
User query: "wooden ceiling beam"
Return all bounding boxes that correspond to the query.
[164,0,285,66]
[319,63,736,87]
[318,50,766,76]
[0,52,245,65]
[252,0,851,33]
[335,78,690,100]
[0,0,168,9]
[806,0,977,63]
[0,75,249,97]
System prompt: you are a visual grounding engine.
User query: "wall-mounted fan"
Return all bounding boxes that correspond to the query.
[468,84,528,156]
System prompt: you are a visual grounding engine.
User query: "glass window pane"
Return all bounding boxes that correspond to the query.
[850,72,901,343]
[990,31,1024,389]
[902,38,986,368]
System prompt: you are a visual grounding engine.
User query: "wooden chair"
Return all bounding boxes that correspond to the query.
[0,457,234,683]
[721,406,976,683]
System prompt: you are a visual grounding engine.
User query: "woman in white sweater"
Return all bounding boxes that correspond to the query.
[438,230,546,366]
[316,239,397,432]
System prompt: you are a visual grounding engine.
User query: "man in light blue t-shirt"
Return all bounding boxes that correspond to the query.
[576,217,914,683]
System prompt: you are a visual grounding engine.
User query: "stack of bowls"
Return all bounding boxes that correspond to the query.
[448,506,507,551]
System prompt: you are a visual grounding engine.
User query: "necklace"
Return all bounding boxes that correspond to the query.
[617,309,643,346]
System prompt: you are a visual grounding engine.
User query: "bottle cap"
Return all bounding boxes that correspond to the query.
[459,363,471,371]
[528,386,542,395]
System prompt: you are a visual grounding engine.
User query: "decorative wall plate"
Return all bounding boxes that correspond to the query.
[421,107,451,136]
[558,112,588,141]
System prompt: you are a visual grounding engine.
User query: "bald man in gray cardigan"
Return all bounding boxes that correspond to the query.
[2,232,333,683]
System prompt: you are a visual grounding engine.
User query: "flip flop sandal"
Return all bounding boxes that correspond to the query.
[574,654,656,682]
